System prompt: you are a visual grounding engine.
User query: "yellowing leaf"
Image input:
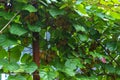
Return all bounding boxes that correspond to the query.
[110,12,120,19]
[74,4,88,16]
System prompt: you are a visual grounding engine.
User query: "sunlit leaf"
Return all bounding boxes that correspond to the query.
[74,4,88,16]
[110,12,120,19]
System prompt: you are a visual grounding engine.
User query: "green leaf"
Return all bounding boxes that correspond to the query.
[116,67,120,75]
[49,8,66,17]
[0,18,7,29]
[110,12,120,19]
[76,75,97,80]
[0,47,7,58]
[0,11,14,20]
[65,59,77,70]
[0,35,17,47]
[10,45,24,62]
[78,34,88,42]
[16,0,28,3]
[73,24,86,32]
[105,65,115,73]
[65,59,84,69]
[10,23,28,36]
[74,4,88,16]
[63,59,84,76]
[106,41,117,51]
[64,68,75,76]
[8,75,26,80]
[28,24,41,32]
[4,62,20,72]
[21,54,32,63]
[13,2,26,10]
[22,4,37,12]
[24,62,38,74]
[0,59,8,66]
[96,13,105,19]
[76,0,83,4]
[68,38,76,50]
[40,70,58,80]
[60,4,69,9]
[40,66,58,80]
[90,52,103,58]
[89,28,101,40]
[68,43,75,50]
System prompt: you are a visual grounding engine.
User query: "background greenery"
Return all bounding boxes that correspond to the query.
[0,0,120,80]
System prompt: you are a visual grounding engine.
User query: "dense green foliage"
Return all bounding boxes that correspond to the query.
[0,0,120,80]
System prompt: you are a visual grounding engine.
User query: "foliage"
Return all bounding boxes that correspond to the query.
[0,0,120,80]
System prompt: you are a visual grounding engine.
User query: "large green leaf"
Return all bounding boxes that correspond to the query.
[4,62,20,72]
[0,11,14,20]
[78,34,88,42]
[89,28,101,40]
[110,12,120,19]
[22,4,37,12]
[76,76,98,80]
[40,70,58,80]
[0,35,17,47]
[9,45,24,62]
[76,0,83,4]
[105,64,115,74]
[28,24,41,32]
[63,59,84,76]
[90,52,104,58]
[116,67,120,75]
[0,0,120,79]
[106,41,117,51]
[21,54,32,63]
[13,1,26,10]
[0,47,7,58]
[73,24,86,32]
[65,59,77,70]
[16,0,28,3]
[10,23,28,36]
[8,75,26,80]
[66,59,84,68]
[0,59,8,66]
[49,8,66,17]
[24,62,38,74]
[74,4,88,16]
[40,66,58,80]
[64,68,75,76]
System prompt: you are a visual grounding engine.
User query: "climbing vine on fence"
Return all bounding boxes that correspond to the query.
[0,0,120,80]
